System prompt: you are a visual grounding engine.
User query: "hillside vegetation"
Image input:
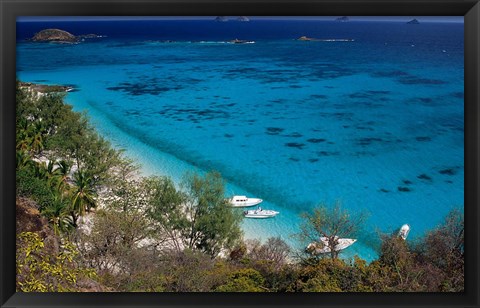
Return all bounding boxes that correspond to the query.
[16,81,464,292]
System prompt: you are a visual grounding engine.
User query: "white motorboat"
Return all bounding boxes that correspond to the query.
[306,236,357,254]
[398,224,410,240]
[228,195,263,207]
[243,208,279,218]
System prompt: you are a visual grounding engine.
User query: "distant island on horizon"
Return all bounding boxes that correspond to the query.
[335,16,350,22]
[29,28,103,43]
[215,16,250,22]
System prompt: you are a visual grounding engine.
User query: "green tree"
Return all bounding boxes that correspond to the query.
[51,159,73,193]
[294,259,343,292]
[414,209,464,291]
[180,171,243,257]
[29,123,46,155]
[79,135,121,186]
[16,80,34,120]
[70,170,97,226]
[16,119,38,153]
[299,202,368,259]
[293,257,367,292]
[16,150,33,170]
[32,161,49,180]
[16,88,70,155]
[41,195,75,235]
[216,268,266,292]
[35,93,69,135]
[16,121,31,152]
[46,107,89,158]
[74,171,154,280]
[43,160,57,180]
[74,207,152,274]
[101,158,146,213]
[146,176,187,252]
[16,167,57,212]
[377,235,424,291]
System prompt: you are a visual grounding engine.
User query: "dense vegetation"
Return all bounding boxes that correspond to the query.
[15,81,464,292]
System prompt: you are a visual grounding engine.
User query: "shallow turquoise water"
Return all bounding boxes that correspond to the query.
[17,20,464,261]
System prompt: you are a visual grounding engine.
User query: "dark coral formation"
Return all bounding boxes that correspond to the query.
[417,173,433,181]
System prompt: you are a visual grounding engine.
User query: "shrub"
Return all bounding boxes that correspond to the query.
[16,168,56,211]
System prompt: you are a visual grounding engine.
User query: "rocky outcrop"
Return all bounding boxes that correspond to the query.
[336,16,349,22]
[31,28,77,42]
[77,33,102,39]
[215,16,229,22]
[16,197,59,256]
[30,29,103,43]
[16,197,110,291]
[237,16,250,22]
[297,36,314,41]
[19,81,74,93]
[407,19,420,24]
[296,36,354,42]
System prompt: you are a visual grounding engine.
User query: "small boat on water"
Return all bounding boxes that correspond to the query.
[228,195,263,207]
[243,207,279,218]
[398,224,410,240]
[306,236,357,254]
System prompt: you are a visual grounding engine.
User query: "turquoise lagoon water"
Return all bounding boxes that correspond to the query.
[17,19,464,261]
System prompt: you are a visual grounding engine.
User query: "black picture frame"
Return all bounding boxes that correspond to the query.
[1,0,479,307]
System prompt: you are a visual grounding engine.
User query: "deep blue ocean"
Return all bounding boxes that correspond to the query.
[16,18,464,261]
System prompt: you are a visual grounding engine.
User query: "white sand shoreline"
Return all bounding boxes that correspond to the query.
[62,94,270,243]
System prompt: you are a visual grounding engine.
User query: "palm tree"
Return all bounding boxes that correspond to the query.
[71,170,97,218]
[52,160,72,193]
[16,119,34,152]
[16,150,33,170]
[16,120,45,155]
[45,160,56,177]
[41,195,75,235]
[29,130,44,155]
[33,161,49,180]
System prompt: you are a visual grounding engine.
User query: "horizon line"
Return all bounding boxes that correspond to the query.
[17,16,464,23]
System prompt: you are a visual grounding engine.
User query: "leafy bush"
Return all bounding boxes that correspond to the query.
[16,168,56,211]
[16,232,97,292]
[216,268,266,292]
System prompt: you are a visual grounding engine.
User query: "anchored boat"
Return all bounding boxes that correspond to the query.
[306,236,357,254]
[398,224,410,240]
[243,207,279,218]
[228,195,263,208]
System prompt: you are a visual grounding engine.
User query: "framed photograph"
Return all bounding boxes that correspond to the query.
[1,0,479,307]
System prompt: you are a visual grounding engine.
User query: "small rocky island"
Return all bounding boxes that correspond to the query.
[297,36,317,41]
[407,18,420,24]
[215,16,229,22]
[19,81,74,93]
[296,36,354,42]
[336,16,350,22]
[237,16,250,22]
[31,29,76,42]
[30,28,103,43]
